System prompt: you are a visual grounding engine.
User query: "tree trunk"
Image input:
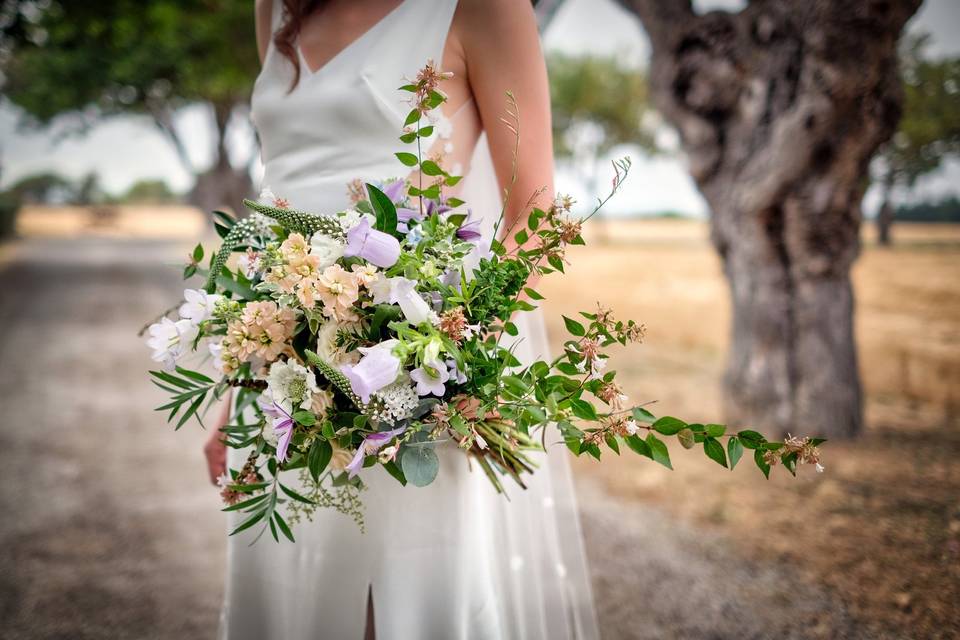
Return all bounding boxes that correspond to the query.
[617,0,920,438]
[877,176,895,245]
[188,101,254,216]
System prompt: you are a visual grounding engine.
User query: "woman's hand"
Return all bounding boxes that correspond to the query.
[203,392,232,485]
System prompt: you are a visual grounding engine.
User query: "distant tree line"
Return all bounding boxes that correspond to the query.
[895,196,960,223]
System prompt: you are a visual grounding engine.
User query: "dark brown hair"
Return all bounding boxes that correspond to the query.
[274,0,323,89]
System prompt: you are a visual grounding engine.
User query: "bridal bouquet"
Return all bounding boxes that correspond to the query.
[145,63,824,542]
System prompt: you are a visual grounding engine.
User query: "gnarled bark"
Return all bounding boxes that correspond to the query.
[617,0,921,437]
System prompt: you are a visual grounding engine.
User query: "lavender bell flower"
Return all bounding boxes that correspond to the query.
[379,180,405,203]
[446,358,468,384]
[410,358,450,397]
[455,211,483,243]
[345,426,406,477]
[425,198,452,217]
[344,217,400,268]
[258,396,296,462]
[340,339,401,403]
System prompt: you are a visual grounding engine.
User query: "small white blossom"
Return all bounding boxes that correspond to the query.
[338,209,376,234]
[624,420,639,436]
[371,382,420,424]
[309,232,346,268]
[146,317,198,370]
[179,288,221,325]
[266,360,319,412]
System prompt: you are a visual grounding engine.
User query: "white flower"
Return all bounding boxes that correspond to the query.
[146,317,198,370]
[369,276,431,325]
[258,186,277,203]
[624,420,639,436]
[315,321,345,364]
[589,356,608,380]
[179,288,221,325]
[266,360,319,412]
[309,232,346,268]
[816,463,825,473]
[208,340,225,371]
[237,250,262,279]
[337,209,376,234]
[371,382,419,423]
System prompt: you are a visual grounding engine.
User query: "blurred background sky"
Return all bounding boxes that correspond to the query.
[2,0,958,218]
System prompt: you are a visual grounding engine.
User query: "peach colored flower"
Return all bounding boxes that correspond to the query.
[316,264,360,321]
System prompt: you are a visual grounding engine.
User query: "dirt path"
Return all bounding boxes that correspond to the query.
[0,237,873,639]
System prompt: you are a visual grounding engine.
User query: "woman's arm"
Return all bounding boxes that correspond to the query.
[255,0,273,65]
[456,0,555,237]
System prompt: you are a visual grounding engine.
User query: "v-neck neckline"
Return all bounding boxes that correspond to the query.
[297,0,407,78]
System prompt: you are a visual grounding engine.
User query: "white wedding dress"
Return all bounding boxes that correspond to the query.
[221,2,600,638]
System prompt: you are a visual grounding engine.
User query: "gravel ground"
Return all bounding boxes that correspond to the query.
[0,237,873,640]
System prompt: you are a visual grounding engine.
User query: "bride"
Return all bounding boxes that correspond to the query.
[204,1,600,638]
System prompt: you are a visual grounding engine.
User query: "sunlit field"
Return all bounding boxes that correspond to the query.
[541,217,960,638]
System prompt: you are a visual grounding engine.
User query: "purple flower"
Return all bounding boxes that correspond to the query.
[456,211,483,243]
[345,426,406,477]
[446,358,467,384]
[340,339,401,403]
[344,217,400,268]
[396,207,421,233]
[379,180,406,203]
[258,396,295,463]
[410,358,450,397]
[425,198,452,217]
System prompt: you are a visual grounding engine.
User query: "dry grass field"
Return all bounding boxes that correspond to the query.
[8,206,959,638]
[540,218,960,639]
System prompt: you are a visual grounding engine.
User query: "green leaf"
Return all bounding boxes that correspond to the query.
[307,440,333,483]
[604,434,621,454]
[220,492,269,512]
[365,183,398,235]
[562,316,586,337]
[737,429,766,449]
[399,131,417,144]
[446,197,465,208]
[383,460,407,486]
[229,506,267,536]
[514,229,529,245]
[524,287,544,301]
[293,410,316,426]
[569,398,598,421]
[705,423,726,437]
[403,109,420,127]
[631,406,656,423]
[192,243,204,262]
[625,434,651,458]
[420,160,443,176]
[677,428,696,449]
[400,445,440,487]
[727,436,744,469]
[652,416,686,436]
[646,434,672,469]
[754,449,771,479]
[395,151,419,166]
[703,437,728,468]
[273,512,295,543]
[279,482,314,505]
[503,322,519,337]
[418,125,434,137]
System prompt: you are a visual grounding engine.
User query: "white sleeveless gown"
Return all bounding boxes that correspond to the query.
[221,2,600,638]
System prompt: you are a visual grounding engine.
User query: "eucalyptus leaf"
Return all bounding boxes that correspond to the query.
[400,444,440,487]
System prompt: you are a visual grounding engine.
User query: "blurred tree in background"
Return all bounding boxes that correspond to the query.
[0,0,258,213]
[875,35,960,244]
[615,0,922,439]
[548,53,656,204]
